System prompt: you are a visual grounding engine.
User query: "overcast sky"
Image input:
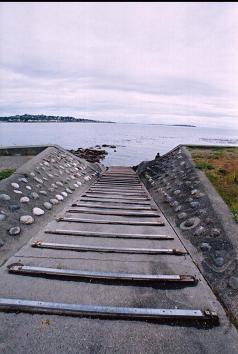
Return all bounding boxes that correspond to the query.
[0,2,238,128]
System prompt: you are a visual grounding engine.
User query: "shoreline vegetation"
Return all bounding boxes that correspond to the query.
[0,114,114,123]
[0,114,196,127]
[189,146,238,223]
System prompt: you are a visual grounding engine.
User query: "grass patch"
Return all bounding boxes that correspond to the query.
[189,147,238,223]
[195,161,214,170]
[0,168,15,180]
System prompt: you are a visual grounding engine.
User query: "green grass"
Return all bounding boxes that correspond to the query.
[0,168,15,180]
[189,147,238,223]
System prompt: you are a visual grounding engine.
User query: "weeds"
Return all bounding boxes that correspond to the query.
[0,168,15,180]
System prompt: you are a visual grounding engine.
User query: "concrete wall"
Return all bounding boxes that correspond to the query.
[137,145,238,323]
[0,145,104,263]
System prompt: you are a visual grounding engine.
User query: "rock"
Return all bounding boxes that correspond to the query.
[14,190,22,194]
[33,207,45,216]
[73,183,79,188]
[18,178,28,183]
[8,226,21,236]
[61,191,68,197]
[190,201,200,208]
[180,217,201,230]
[66,188,72,194]
[34,177,43,184]
[50,198,59,205]
[200,242,211,251]
[211,228,221,237]
[0,213,7,221]
[56,194,64,201]
[20,196,30,203]
[43,202,52,210]
[0,194,11,201]
[77,181,82,186]
[26,185,32,190]
[194,226,205,236]
[11,182,19,189]
[31,192,39,199]
[173,189,181,195]
[178,212,187,220]
[214,256,224,267]
[175,205,182,212]
[30,172,35,177]
[20,215,34,224]
[39,190,47,195]
[228,276,238,290]
[9,204,20,212]
[56,181,64,186]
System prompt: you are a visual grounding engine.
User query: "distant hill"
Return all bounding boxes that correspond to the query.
[0,114,113,123]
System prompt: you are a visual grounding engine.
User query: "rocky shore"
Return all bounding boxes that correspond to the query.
[69,144,117,163]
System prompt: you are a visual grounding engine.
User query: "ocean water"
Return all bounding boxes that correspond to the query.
[0,122,238,166]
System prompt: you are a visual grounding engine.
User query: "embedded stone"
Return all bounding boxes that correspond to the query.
[50,198,59,205]
[198,209,207,216]
[9,204,20,212]
[0,194,11,201]
[56,194,64,201]
[26,185,32,190]
[180,217,201,230]
[175,205,182,212]
[205,217,213,225]
[14,190,22,194]
[11,182,19,189]
[44,202,52,210]
[31,192,40,200]
[30,172,36,177]
[20,215,34,224]
[178,212,187,220]
[194,226,205,236]
[191,189,198,195]
[190,201,200,208]
[184,181,192,186]
[61,191,68,197]
[73,183,79,188]
[51,184,57,188]
[20,196,30,203]
[77,181,82,186]
[173,189,181,195]
[33,207,45,216]
[211,228,221,237]
[18,177,28,183]
[66,188,72,194]
[43,177,48,181]
[39,190,47,195]
[0,213,7,221]
[8,226,21,236]
[228,276,238,290]
[34,177,43,184]
[214,257,224,267]
[56,181,63,186]
[200,242,211,251]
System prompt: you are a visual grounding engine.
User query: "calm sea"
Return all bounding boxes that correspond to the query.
[0,123,238,166]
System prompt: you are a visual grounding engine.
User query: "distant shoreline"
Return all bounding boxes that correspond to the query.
[0,114,114,124]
